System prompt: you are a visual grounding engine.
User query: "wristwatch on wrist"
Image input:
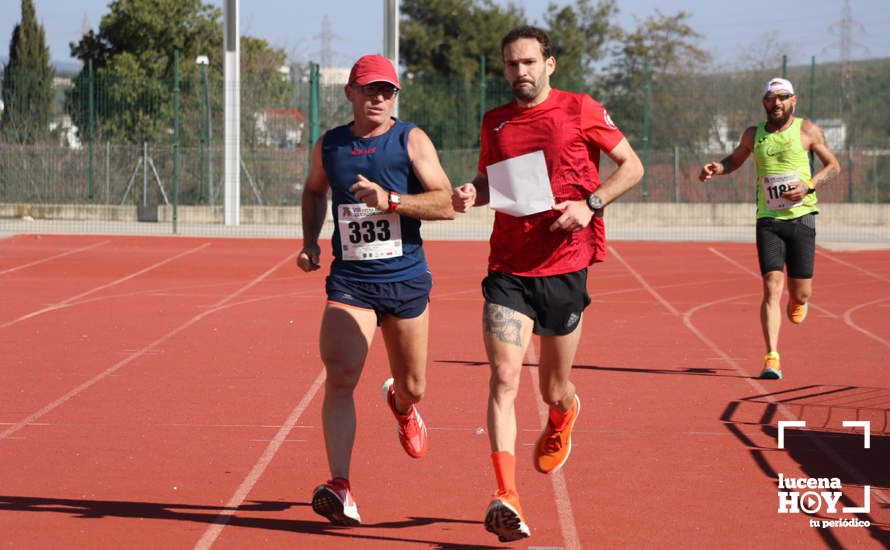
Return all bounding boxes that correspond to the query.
[586,193,604,212]
[388,191,402,212]
[806,181,816,195]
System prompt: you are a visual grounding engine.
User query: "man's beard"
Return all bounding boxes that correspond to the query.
[766,107,792,128]
[511,79,539,102]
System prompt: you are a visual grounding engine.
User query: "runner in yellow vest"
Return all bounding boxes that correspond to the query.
[698,78,840,379]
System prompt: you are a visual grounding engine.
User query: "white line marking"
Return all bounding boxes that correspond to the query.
[843,297,890,348]
[710,246,889,346]
[0,251,296,441]
[609,244,890,510]
[0,242,212,329]
[525,338,582,550]
[193,368,325,550]
[708,247,839,319]
[817,248,890,282]
[0,240,109,276]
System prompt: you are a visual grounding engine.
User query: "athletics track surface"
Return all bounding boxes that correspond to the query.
[0,234,887,548]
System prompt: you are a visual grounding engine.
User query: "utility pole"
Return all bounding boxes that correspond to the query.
[825,0,868,132]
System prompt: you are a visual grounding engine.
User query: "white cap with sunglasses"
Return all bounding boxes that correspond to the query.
[763,78,794,98]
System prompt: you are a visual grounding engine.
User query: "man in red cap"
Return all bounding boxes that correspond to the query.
[699,77,840,380]
[297,54,455,526]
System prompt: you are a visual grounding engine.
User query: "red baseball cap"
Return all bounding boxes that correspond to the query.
[348,54,400,89]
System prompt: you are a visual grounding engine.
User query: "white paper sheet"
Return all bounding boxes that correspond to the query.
[485,150,554,217]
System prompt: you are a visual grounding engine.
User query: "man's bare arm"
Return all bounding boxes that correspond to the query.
[699,126,755,180]
[401,127,456,220]
[802,119,840,189]
[297,139,329,271]
[596,138,644,205]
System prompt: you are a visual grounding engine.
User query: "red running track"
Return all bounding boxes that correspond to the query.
[0,234,888,548]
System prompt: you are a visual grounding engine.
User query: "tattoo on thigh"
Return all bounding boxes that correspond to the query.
[483,303,522,346]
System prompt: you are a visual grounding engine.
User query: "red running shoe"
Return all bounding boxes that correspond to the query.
[311,477,361,526]
[382,377,428,458]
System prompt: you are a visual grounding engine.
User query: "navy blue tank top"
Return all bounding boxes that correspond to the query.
[322,118,427,282]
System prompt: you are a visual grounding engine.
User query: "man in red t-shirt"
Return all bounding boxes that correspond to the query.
[452,25,644,543]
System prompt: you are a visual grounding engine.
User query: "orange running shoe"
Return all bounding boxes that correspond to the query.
[311,477,361,526]
[381,378,428,458]
[787,300,808,324]
[759,352,782,380]
[534,394,581,474]
[484,490,530,542]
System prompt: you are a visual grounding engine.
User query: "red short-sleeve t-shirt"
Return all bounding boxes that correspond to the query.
[478,88,625,276]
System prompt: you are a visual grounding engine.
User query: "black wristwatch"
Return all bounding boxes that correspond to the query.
[586,194,604,216]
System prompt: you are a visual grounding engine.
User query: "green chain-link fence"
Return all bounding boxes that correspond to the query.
[1,54,888,240]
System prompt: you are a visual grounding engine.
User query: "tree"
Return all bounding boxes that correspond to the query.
[598,10,711,148]
[400,0,525,80]
[66,0,222,144]
[542,0,617,90]
[1,0,55,143]
[240,36,291,148]
[65,0,289,146]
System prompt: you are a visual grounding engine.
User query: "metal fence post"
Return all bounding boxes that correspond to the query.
[479,54,486,133]
[198,60,208,203]
[88,60,95,201]
[641,58,650,202]
[308,62,320,168]
[809,56,815,119]
[172,51,180,234]
[673,146,680,203]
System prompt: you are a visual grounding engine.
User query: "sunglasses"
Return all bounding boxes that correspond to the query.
[764,93,793,101]
[352,83,399,99]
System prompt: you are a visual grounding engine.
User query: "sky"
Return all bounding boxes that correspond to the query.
[3,0,889,70]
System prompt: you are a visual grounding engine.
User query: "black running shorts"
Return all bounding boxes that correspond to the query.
[482,269,591,336]
[755,214,816,278]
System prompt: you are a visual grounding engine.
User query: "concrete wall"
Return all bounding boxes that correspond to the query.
[3,202,889,227]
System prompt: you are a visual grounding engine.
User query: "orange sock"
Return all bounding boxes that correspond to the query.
[491,451,517,495]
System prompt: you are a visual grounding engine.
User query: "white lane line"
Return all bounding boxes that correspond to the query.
[610,244,889,511]
[707,247,839,319]
[709,246,889,347]
[843,297,890,348]
[193,368,326,550]
[0,251,296,441]
[0,242,212,329]
[525,338,582,550]
[0,239,110,276]
[817,248,890,283]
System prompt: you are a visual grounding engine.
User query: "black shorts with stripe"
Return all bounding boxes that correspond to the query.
[482,269,591,336]
[755,213,816,278]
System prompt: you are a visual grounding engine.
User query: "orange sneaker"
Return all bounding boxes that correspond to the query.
[534,394,581,474]
[382,378,428,458]
[759,352,782,380]
[787,300,808,324]
[311,477,361,526]
[484,490,530,542]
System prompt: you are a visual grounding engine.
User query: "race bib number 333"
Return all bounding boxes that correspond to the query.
[337,204,403,261]
[761,172,803,211]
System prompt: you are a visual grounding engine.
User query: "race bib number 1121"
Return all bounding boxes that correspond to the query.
[761,172,803,211]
